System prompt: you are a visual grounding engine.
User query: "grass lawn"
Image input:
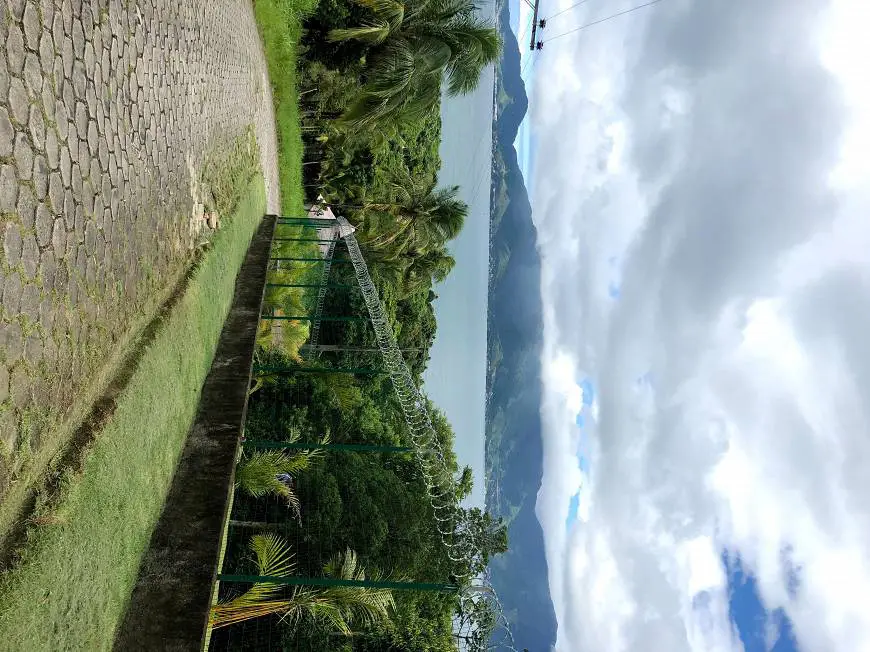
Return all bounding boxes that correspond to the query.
[254,0,319,215]
[0,175,268,651]
[252,0,323,359]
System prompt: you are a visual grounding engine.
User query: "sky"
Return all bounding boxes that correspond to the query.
[517,0,870,650]
[424,28,496,508]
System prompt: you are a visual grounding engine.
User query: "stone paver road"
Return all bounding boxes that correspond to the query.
[0,0,279,489]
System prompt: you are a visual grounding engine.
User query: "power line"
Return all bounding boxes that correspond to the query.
[466,149,491,213]
[460,127,491,187]
[545,0,663,42]
[458,76,497,189]
[462,124,494,219]
[544,0,594,21]
[457,131,493,219]
[516,13,535,46]
[521,50,538,78]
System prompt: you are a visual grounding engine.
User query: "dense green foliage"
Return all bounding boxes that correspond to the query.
[230,0,510,649]
[326,0,501,129]
[256,0,461,366]
[212,535,396,635]
[235,438,328,520]
[222,351,507,650]
[293,0,489,305]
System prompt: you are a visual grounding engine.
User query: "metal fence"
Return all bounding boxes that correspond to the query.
[205,215,516,651]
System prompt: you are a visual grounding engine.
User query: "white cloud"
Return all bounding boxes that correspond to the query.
[530,0,870,650]
[821,0,870,189]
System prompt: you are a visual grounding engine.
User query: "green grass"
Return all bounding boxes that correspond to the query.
[0,178,267,651]
[252,0,323,358]
[254,0,318,215]
[0,132,263,541]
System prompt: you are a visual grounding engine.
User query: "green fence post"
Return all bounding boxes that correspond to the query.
[242,441,412,453]
[274,218,337,227]
[217,575,459,593]
[272,238,338,243]
[258,315,368,322]
[269,257,353,263]
[265,283,355,289]
[252,365,384,376]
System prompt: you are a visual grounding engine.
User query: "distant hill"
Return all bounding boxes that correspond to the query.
[485,2,557,649]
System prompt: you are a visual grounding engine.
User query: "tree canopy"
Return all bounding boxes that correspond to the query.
[225,0,513,645]
[328,0,502,128]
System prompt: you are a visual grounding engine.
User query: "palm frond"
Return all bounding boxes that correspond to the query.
[211,538,396,635]
[252,533,296,578]
[392,73,443,124]
[340,36,446,129]
[414,0,469,22]
[443,24,502,95]
[285,587,353,635]
[234,451,306,519]
[319,549,396,632]
[339,91,396,129]
[362,41,419,99]
[334,0,501,129]
[210,534,297,628]
[328,22,392,44]
[354,0,406,30]
[284,426,302,444]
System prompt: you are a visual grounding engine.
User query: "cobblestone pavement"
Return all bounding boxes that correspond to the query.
[0,0,279,488]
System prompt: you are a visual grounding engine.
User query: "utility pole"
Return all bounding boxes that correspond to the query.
[529,0,542,50]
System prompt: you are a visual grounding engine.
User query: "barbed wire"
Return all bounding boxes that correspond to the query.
[305,236,338,356]
[338,217,519,650]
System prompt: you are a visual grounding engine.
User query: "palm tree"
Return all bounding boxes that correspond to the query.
[369,185,467,254]
[329,0,501,128]
[211,534,396,633]
[416,247,456,283]
[235,432,330,520]
[381,246,456,296]
[339,169,467,255]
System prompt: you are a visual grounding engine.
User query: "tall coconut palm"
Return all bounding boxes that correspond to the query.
[381,246,456,296]
[329,0,501,128]
[384,184,467,251]
[402,248,456,295]
[211,534,396,632]
[340,169,468,255]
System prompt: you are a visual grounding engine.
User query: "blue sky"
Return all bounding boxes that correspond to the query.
[723,552,800,652]
[511,0,537,192]
[565,493,580,528]
[565,372,806,650]
[564,377,595,530]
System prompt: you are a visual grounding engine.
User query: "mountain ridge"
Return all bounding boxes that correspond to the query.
[485,3,557,649]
